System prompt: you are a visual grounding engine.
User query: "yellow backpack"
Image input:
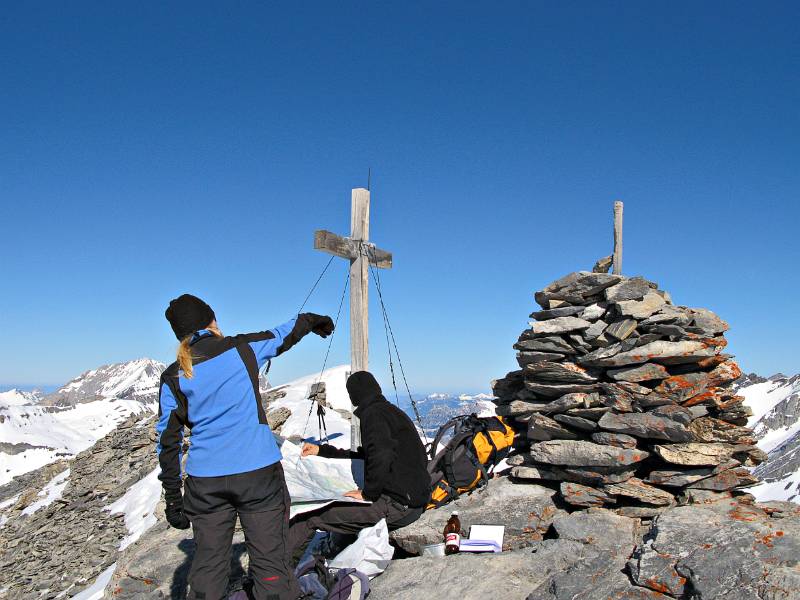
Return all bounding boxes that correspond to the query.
[426,414,516,509]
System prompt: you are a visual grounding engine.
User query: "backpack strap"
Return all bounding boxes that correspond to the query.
[427,416,463,461]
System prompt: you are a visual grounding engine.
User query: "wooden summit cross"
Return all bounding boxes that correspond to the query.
[313,188,393,448]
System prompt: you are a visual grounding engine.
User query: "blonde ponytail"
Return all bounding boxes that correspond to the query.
[177,336,195,379]
[176,325,223,379]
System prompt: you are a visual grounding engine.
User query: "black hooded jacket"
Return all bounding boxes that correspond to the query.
[317,371,430,508]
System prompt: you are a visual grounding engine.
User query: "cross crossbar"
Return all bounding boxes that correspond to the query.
[314,230,393,269]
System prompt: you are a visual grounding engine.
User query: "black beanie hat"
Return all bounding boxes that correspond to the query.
[165,294,216,340]
[346,371,383,407]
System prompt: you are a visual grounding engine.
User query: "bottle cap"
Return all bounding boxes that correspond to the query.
[452,511,459,516]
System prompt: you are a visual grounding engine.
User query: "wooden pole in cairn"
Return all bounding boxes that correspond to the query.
[613,200,624,275]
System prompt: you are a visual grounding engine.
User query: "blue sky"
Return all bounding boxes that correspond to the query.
[1,2,798,392]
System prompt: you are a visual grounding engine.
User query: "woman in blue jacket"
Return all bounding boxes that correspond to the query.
[156,294,333,600]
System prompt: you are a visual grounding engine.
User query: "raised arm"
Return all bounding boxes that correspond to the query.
[238,313,334,368]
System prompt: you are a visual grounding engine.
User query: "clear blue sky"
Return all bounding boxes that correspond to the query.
[1,2,798,392]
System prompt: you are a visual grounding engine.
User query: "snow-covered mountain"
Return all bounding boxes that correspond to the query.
[0,359,164,486]
[401,392,496,436]
[739,373,800,503]
[42,358,164,406]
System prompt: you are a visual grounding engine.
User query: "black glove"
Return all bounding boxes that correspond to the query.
[307,314,334,338]
[164,488,191,530]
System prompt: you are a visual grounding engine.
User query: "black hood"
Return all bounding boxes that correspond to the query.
[346,371,383,408]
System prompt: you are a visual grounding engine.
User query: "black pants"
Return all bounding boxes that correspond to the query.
[184,462,300,600]
[287,495,424,563]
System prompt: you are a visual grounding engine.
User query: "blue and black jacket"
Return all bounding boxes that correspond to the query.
[155,314,326,493]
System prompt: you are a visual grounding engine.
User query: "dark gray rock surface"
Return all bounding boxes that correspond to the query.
[390,478,561,555]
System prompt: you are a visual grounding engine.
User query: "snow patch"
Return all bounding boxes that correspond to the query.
[749,471,800,504]
[22,469,70,516]
[105,468,162,551]
[71,563,117,600]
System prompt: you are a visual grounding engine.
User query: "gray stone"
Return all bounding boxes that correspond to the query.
[689,417,755,444]
[605,319,638,341]
[534,272,622,307]
[616,506,669,519]
[579,303,606,321]
[603,478,675,506]
[527,413,580,441]
[591,432,637,449]
[604,277,655,303]
[567,334,593,353]
[639,306,693,328]
[629,500,800,600]
[370,542,585,600]
[523,382,599,399]
[551,508,637,549]
[266,406,291,431]
[579,340,721,367]
[516,351,565,367]
[598,383,634,412]
[646,467,721,487]
[686,467,759,490]
[540,392,600,413]
[564,407,609,421]
[597,411,693,442]
[554,414,597,432]
[560,482,613,507]
[607,363,669,382]
[653,372,711,403]
[529,440,649,467]
[390,478,559,554]
[515,336,576,354]
[582,319,608,341]
[529,306,585,320]
[632,333,663,347]
[528,316,592,336]
[688,307,730,335]
[592,255,612,273]
[653,442,765,467]
[524,362,597,384]
[496,400,551,416]
[517,463,636,486]
[614,292,666,319]
[647,404,694,426]
[687,404,710,419]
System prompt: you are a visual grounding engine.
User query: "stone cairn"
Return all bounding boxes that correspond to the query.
[492,271,765,517]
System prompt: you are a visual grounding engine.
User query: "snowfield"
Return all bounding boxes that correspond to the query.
[0,397,155,486]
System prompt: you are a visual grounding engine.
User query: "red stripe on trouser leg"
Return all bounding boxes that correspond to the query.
[263,576,279,581]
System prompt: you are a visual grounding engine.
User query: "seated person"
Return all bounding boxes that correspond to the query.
[289,371,430,561]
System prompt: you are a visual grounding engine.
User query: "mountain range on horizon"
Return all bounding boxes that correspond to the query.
[1,356,799,500]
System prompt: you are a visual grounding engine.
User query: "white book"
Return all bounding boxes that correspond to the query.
[462,524,505,553]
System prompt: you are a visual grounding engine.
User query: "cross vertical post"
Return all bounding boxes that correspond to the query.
[613,200,624,275]
[350,188,370,373]
[314,188,393,450]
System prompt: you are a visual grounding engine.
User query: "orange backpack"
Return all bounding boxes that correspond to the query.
[426,414,515,509]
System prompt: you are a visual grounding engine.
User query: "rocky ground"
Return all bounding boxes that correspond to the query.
[383,480,800,600]
[0,414,156,598]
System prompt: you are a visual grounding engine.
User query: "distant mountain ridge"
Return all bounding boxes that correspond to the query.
[40,358,165,406]
[738,372,800,503]
[0,358,165,486]
[401,392,496,436]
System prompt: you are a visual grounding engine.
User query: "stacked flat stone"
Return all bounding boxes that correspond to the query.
[492,271,765,517]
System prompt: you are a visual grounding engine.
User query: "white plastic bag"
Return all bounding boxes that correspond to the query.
[327,518,394,578]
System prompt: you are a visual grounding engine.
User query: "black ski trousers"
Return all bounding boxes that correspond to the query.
[183,462,300,600]
[287,495,423,563]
